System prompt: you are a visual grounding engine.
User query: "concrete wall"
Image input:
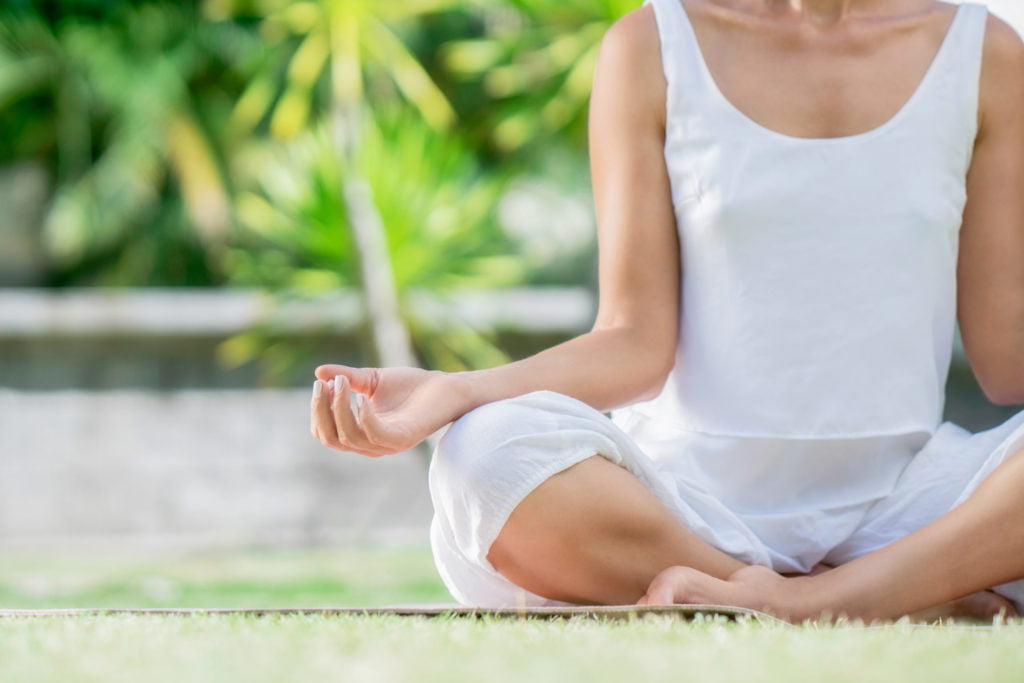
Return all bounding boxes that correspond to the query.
[0,389,435,552]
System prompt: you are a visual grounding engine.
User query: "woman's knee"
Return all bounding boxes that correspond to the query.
[428,391,603,567]
[432,390,592,492]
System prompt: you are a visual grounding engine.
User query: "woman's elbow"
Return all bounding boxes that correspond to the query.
[975,371,1024,407]
[634,353,675,402]
[961,337,1024,406]
[981,383,1024,407]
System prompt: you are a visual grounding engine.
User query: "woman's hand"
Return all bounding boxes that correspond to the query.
[310,364,474,457]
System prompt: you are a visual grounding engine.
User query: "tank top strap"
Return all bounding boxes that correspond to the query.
[928,2,988,158]
[643,0,713,104]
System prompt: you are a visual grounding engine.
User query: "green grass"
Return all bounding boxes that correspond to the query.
[2,614,1023,683]
[0,546,451,609]
[2,548,1024,683]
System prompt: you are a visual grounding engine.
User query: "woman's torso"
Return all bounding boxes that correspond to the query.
[609,0,989,568]
[614,0,987,437]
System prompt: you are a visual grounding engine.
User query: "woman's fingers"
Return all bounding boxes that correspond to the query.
[310,382,320,440]
[309,367,414,457]
[310,377,386,457]
[331,375,387,456]
[315,364,378,394]
[311,380,340,447]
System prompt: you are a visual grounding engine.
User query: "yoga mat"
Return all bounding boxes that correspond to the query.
[0,604,781,623]
[3,605,1010,628]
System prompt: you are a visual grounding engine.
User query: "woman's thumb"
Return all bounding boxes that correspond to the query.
[315,365,377,392]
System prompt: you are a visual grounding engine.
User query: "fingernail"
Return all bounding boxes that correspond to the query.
[335,374,344,389]
[313,380,322,396]
[327,379,335,391]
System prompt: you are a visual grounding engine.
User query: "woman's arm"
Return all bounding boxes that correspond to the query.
[312,5,681,454]
[956,15,1024,406]
[454,7,680,412]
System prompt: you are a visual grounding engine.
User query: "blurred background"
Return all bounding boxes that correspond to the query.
[0,0,1021,609]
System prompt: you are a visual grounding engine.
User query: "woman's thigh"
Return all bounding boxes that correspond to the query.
[827,410,1024,603]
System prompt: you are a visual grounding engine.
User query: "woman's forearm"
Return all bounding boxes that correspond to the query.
[453,325,674,415]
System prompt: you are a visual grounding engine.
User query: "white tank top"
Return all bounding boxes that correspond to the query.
[618,0,989,439]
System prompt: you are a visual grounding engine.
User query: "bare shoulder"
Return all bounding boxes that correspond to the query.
[982,11,1024,71]
[598,4,663,81]
[978,11,1024,134]
[596,5,666,125]
[602,4,660,55]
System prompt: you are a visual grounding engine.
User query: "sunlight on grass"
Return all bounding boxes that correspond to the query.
[0,546,451,609]
[1,614,1023,683]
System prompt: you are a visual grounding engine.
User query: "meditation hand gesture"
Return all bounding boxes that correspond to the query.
[310,364,473,457]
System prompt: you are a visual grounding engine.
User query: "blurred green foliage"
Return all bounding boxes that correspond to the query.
[0,0,627,370]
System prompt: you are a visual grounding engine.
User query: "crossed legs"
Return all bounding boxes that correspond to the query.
[433,392,1021,619]
[486,453,1020,621]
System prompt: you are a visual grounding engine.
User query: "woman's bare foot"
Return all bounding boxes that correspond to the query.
[907,590,1018,623]
[639,564,1019,624]
[638,564,804,621]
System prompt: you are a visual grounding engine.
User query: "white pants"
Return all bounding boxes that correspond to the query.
[428,390,1024,608]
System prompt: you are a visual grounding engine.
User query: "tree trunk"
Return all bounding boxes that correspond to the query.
[329,76,417,370]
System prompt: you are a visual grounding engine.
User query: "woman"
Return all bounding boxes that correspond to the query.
[311,0,1024,622]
